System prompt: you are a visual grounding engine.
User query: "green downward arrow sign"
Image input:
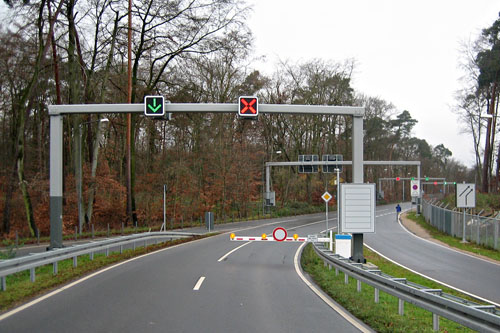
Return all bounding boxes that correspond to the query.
[148,98,162,113]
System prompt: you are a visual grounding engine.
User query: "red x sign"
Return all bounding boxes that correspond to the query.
[238,96,258,117]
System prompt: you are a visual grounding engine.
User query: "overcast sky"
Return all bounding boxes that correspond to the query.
[247,0,499,167]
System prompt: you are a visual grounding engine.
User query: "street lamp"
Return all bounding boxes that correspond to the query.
[334,168,340,233]
[77,118,109,234]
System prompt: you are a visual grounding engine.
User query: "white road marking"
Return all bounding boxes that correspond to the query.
[397,212,500,267]
[0,236,212,322]
[293,243,372,333]
[218,241,252,262]
[193,276,205,291]
[364,243,500,308]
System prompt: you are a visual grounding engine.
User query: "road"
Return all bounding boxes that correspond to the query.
[0,215,368,332]
[365,202,500,305]
[2,203,499,331]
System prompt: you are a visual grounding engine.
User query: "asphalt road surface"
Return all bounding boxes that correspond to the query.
[365,202,500,305]
[0,214,369,333]
[2,203,499,332]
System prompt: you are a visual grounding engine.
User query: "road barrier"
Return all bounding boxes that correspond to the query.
[422,199,500,249]
[0,231,198,291]
[311,242,500,332]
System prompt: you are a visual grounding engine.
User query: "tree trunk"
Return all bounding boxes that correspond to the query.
[85,118,105,224]
[482,82,497,193]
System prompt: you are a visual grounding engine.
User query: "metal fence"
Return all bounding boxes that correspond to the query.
[422,199,500,250]
[0,231,198,291]
[311,242,500,332]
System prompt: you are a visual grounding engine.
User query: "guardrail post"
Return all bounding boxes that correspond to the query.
[120,245,123,254]
[73,256,77,267]
[75,226,78,241]
[1,277,6,291]
[121,223,124,235]
[105,247,109,257]
[90,252,94,260]
[398,299,404,315]
[344,273,348,284]
[433,313,440,331]
[335,267,339,276]
[357,280,361,292]
[374,288,379,303]
[53,261,58,275]
[30,268,35,282]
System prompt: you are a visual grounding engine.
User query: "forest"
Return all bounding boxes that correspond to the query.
[0,0,498,239]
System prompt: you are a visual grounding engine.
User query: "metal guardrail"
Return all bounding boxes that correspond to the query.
[0,231,199,291]
[311,242,500,332]
[422,199,500,249]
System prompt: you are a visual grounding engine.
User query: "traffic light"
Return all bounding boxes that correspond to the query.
[425,177,429,181]
[238,96,258,118]
[144,96,165,117]
[396,177,401,181]
[434,181,438,185]
[411,177,415,181]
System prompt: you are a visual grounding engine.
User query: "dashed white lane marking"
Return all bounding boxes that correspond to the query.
[0,236,211,322]
[193,276,206,291]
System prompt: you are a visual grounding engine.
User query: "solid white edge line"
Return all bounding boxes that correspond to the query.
[397,212,500,267]
[294,243,372,333]
[0,235,212,322]
[218,241,252,262]
[193,276,205,291]
[364,243,500,308]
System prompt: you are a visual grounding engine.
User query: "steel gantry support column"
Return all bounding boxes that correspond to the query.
[49,114,64,249]
[351,116,364,262]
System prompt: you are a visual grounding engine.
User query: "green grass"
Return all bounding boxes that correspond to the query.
[406,211,500,262]
[301,243,476,332]
[0,234,213,311]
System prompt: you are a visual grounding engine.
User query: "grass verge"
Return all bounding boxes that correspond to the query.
[406,211,500,262]
[0,234,214,312]
[301,243,477,332]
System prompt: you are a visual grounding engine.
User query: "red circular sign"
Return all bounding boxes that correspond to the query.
[273,227,287,242]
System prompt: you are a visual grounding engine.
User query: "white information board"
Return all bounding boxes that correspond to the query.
[339,183,376,233]
[456,183,476,208]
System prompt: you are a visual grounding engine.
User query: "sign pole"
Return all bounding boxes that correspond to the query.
[336,168,340,233]
[462,208,466,243]
[326,199,329,233]
[162,184,166,232]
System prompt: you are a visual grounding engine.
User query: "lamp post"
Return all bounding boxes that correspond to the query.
[335,168,340,233]
[77,118,109,234]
